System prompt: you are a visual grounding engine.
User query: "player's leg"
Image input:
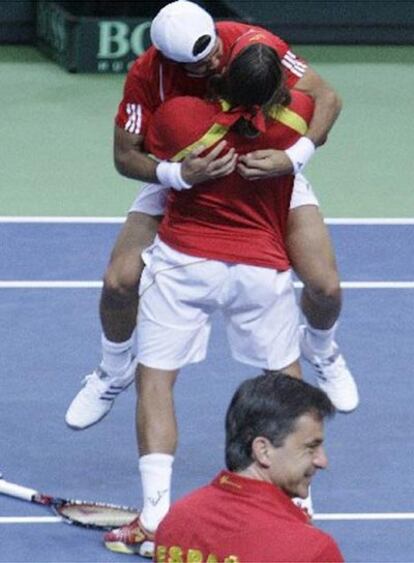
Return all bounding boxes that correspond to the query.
[136,365,178,526]
[265,359,302,379]
[104,242,220,558]
[287,175,358,412]
[65,184,168,430]
[226,265,301,373]
[100,211,161,343]
[287,203,341,331]
[65,211,161,430]
[104,365,178,558]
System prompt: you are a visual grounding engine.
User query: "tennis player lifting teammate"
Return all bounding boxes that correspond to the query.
[65,0,359,430]
[104,31,331,557]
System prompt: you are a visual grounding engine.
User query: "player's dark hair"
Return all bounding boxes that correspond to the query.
[225,372,335,471]
[210,44,291,138]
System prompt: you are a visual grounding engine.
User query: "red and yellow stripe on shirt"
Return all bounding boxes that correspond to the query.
[145,91,314,270]
[147,96,311,163]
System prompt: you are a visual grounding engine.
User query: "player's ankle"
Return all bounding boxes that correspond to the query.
[139,454,174,531]
[101,333,135,374]
[305,323,337,357]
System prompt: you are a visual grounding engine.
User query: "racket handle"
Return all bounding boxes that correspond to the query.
[0,478,38,501]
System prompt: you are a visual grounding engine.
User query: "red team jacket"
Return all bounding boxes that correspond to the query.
[144,91,314,270]
[155,470,344,562]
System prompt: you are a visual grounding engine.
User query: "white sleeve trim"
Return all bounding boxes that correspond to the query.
[125,103,142,134]
[282,50,307,78]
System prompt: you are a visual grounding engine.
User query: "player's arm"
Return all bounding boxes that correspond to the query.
[293,66,342,147]
[237,69,342,180]
[114,125,237,188]
[114,125,158,182]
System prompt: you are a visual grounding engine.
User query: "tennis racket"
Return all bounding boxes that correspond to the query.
[0,474,138,529]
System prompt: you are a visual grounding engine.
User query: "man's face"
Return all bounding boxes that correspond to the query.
[183,38,224,77]
[267,413,328,499]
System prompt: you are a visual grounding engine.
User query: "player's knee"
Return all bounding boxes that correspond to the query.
[102,265,140,304]
[306,275,341,305]
[138,367,177,395]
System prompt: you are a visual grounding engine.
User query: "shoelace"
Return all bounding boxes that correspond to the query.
[316,349,340,367]
[82,371,105,387]
[81,371,117,398]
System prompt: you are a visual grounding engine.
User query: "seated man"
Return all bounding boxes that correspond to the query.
[155,372,344,562]
[104,38,324,558]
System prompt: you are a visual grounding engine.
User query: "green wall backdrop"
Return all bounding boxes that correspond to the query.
[1,44,413,217]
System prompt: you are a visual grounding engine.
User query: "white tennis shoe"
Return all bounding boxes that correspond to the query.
[300,325,359,413]
[65,357,138,430]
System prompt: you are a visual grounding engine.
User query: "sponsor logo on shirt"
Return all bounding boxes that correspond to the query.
[156,545,240,563]
[219,475,242,490]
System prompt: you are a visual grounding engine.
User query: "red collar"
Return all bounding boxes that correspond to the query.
[213,470,310,523]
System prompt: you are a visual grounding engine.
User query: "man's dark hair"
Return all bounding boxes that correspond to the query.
[225,372,335,471]
[210,43,291,138]
[226,44,290,108]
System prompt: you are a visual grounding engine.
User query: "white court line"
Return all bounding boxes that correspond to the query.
[337,282,414,289]
[0,516,61,524]
[0,217,124,223]
[0,281,103,288]
[2,513,414,524]
[326,218,414,225]
[315,513,414,521]
[0,217,414,225]
[0,281,414,289]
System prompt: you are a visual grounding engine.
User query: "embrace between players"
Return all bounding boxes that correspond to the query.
[65,1,358,560]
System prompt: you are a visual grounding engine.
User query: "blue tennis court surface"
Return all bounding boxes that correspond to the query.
[1,220,413,562]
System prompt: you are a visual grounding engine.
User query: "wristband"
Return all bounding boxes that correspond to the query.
[285,137,316,175]
[156,161,192,191]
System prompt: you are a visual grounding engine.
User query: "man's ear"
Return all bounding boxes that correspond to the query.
[251,436,272,467]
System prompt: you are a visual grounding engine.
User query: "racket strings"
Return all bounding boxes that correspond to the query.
[58,502,138,528]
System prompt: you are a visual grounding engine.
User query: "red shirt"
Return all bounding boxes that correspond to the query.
[144,91,314,270]
[115,21,307,137]
[155,470,344,563]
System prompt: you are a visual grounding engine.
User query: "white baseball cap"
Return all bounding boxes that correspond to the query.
[150,0,216,63]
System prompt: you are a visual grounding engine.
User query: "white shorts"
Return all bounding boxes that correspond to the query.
[137,238,300,371]
[129,173,319,216]
[129,182,169,215]
[289,173,319,209]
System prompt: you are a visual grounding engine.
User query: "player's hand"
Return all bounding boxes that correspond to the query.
[181,141,238,185]
[237,149,294,180]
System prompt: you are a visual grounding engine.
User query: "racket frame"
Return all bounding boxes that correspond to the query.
[0,476,138,529]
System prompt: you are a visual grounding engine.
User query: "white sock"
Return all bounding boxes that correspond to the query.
[100,333,134,376]
[139,453,174,532]
[305,322,337,358]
